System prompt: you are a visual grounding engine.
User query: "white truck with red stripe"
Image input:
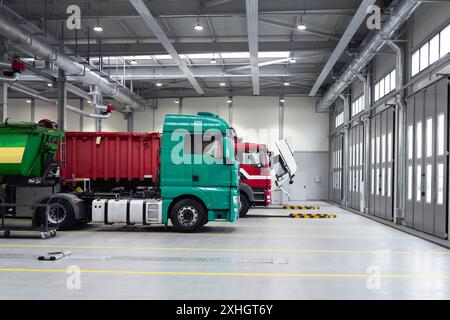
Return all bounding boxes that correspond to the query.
[237,140,297,216]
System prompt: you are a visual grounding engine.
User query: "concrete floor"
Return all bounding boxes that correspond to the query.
[0,202,449,300]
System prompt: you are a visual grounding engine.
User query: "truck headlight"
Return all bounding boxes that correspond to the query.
[233,196,238,204]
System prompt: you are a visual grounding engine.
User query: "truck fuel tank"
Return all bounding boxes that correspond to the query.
[92,198,162,225]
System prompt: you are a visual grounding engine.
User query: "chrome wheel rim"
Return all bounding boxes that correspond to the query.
[177,205,199,227]
[48,205,66,224]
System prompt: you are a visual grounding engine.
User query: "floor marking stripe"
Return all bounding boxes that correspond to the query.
[61,232,409,240]
[0,268,449,279]
[0,244,449,255]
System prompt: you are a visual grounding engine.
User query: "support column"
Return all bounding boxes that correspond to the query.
[0,40,8,122]
[387,40,406,225]
[127,112,134,132]
[339,94,350,207]
[178,97,183,115]
[30,98,36,123]
[57,69,67,130]
[92,85,102,132]
[279,96,285,140]
[228,96,233,126]
[79,99,84,131]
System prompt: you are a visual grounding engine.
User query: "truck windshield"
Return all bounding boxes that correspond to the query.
[237,151,268,167]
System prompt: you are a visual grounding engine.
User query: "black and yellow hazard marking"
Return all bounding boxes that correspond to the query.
[290,213,337,219]
[283,205,321,210]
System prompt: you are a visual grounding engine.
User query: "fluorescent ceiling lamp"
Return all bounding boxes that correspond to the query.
[220,82,226,86]
[283,82,290,86]
[47,83,53,87]
[156,82,162,87]
[93,25,103,32]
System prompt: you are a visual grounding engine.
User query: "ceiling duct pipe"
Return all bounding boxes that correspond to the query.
[0,11,146,110]
[8,83,111,119]
[316,0,423,112]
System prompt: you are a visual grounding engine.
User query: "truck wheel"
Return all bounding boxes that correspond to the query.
[37,197,76,230]
[239,194,250,217]
[170,199,206,232]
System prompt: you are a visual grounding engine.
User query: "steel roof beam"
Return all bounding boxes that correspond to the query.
[129,0,204,94]
[245,0,260,95]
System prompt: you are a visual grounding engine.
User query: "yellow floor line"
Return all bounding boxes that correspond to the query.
[0,267,449,279]
[0,244,449,255]
[61,232,409,240]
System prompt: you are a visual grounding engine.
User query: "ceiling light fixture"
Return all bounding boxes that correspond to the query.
[47,83,53,87]
[174,99,179,104]
[219,82,226,87]
[296,16,307,30]
[194,17,204,31]
[209,58,218,64]
[130,59,138,65]
[156,82,162,87]
[227,99,232,103]
[93,19,103,32]
[280,98,285,103]
[289,57,296,63]
[284,82,290,86]
[26,99,31,103]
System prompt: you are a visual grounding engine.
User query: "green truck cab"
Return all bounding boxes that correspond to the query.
[160,112,240,230]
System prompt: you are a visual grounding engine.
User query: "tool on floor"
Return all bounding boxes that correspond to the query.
[38,250,71,261]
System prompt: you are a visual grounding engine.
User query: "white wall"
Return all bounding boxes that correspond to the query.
[284,96,328,152]
[6,95,329,152]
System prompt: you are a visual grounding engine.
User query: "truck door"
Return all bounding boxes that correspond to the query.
[191,132,231,209]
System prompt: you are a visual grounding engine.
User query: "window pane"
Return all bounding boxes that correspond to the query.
[408,125,413,160]
[375,83,380,101]
[380,78,385,97]
[408,165,413,200]
[440,24,450,58]
[416,121,422,159]
[385,74,390,94]
[381,168,385,196]
[420,42,429,71]
[412,50,420,76]
[437,163,444,205]
[388,132,392,162]
[390,70,396,91]
[426,118,433,158]
[360,169,363,193]
[376,136,380,163]
[437,114,445,156]
[416,165,422,202]
[376,168,380,195]
[359,142,363,165]
[382,134,386,163]
[371,168,375,194]
[430,34,440,64]
[387,167,391,197]
[371,138,375,164]
[426,164,432,203]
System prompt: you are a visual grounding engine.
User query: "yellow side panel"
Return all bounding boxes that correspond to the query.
[0,147,25,163]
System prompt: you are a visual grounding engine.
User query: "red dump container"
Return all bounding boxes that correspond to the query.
[61,132,161,183]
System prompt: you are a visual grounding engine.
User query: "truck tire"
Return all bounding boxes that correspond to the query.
[239,194,250,217]
[170,199,206,232]
[36,197,76,230]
